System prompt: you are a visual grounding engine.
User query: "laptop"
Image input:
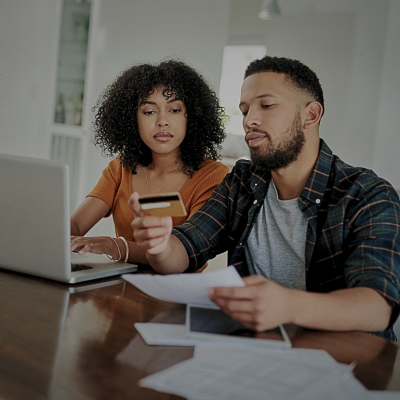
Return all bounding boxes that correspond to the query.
[0,153,137,283]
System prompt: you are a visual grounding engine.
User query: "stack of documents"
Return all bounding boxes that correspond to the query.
[139,345,375,400]
[122,268,398,400]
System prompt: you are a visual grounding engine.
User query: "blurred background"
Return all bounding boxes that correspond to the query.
[1,0,400,234]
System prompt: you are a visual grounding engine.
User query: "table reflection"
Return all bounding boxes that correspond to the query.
[0,269,398,400]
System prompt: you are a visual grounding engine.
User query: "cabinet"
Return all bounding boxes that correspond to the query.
[48,0,100,210]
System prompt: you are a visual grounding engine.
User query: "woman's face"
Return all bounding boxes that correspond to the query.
[137,86,187,157]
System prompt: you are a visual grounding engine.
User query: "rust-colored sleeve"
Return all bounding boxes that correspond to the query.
[173,159,230,226]
[86,157,123,218]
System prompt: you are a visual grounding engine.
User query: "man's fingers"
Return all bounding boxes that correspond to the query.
[134,224,171,241]
[209,276,268,300]
[129,192,144,218]
[138,235,165,251]
[214,299,270,332]
[209,285,260,301]
[242,275,268,285]
[214,298,254,314]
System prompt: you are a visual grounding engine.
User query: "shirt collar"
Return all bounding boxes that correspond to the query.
[300,138,333,207]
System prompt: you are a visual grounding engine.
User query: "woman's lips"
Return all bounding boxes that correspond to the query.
[154,132,172,142]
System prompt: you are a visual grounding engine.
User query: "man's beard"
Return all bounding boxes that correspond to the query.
[249,112,305,172]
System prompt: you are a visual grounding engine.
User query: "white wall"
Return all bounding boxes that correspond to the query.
[1,0,399,192]
[372,0,400,190]
[0,0,54,159]
[227,0,400,190]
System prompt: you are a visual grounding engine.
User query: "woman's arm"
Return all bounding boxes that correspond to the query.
[70,197,110,236]
[71,196,152,264]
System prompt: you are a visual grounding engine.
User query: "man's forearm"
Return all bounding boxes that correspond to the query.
[288,287,392,332]
[146,236,189,274]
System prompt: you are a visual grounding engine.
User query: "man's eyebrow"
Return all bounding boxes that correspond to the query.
[239,93,278,108]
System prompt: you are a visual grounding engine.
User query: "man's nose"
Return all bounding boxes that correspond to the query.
[243,108,262,129]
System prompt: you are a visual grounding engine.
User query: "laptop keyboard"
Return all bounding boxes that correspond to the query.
[71,264,93,272]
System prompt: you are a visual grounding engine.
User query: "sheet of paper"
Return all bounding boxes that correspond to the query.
[135,322,292,349]
[122,265,244,306]
[139,345,372,400]
[134,323,198,346]
[369,391,400,400]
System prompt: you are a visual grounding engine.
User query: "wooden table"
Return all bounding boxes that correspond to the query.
[0,268,398,400]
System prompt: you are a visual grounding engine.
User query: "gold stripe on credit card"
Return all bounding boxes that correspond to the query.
[138,192,187,217]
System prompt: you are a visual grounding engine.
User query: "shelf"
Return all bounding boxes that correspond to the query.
[51,123,85,138]
[53,0,90,126]
[57,78,85,83]
[60,40,89,45]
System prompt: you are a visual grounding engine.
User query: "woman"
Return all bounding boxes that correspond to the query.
[70,59,229,265]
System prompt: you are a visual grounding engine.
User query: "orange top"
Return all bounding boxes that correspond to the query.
[87,157,230,241]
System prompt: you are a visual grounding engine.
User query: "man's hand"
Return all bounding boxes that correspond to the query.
[209,275,294,332]
[210,274,392,333]
[129,192,173,256]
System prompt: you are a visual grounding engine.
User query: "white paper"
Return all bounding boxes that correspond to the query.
[122,265,244,306]
[134,323,198,346]
[369,391,400,400]
[135,322,291,349]
[139,345,370,400]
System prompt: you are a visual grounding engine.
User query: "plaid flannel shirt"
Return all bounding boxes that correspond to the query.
[173,139,400,340]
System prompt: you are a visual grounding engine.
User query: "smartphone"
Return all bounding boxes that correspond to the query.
[186,304,292,349]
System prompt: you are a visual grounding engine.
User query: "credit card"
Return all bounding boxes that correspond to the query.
[138,192,187,217]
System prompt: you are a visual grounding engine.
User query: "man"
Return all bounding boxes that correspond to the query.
[129,56,400,340]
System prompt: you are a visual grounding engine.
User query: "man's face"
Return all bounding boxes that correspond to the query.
[239,72,305,171]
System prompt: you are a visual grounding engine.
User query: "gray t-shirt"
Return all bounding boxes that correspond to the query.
[245,180,308,290]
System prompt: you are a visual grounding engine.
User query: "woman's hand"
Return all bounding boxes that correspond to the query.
[71,235,121,260]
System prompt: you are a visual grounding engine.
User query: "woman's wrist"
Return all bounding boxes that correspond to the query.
[107,237,122,261]
[118,237,129,263]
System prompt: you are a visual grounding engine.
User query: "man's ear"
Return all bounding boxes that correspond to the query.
[303,101,323,129]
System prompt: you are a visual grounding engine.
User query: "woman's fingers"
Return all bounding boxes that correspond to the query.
[70,236,111,256]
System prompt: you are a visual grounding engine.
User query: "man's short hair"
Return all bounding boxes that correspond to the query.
[244,56,325,116]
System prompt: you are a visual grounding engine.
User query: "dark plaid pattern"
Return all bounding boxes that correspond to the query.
[173,139,400,340]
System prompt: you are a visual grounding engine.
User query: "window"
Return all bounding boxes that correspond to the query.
[219,45,266,162]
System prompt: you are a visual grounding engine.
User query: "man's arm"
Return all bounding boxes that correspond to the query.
[210,275,392,332]
[129,192,189,274]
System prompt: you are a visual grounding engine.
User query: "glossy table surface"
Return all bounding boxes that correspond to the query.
[0,267,399,400]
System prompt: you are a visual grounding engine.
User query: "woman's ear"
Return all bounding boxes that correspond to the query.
[303,101,323,129]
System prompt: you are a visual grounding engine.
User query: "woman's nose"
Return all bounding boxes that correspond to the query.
[156,112,169,127]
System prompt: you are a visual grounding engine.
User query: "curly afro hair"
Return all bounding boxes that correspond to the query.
[244,56,325,118]
[92,59,227,176]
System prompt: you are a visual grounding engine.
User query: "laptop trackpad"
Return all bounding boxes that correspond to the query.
[71,253,113,265]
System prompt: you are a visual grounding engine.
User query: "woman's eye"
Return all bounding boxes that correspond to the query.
[144,110,155,115]
[241,110,248,116]
[262,104,273,108]
[170,109,181,113]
